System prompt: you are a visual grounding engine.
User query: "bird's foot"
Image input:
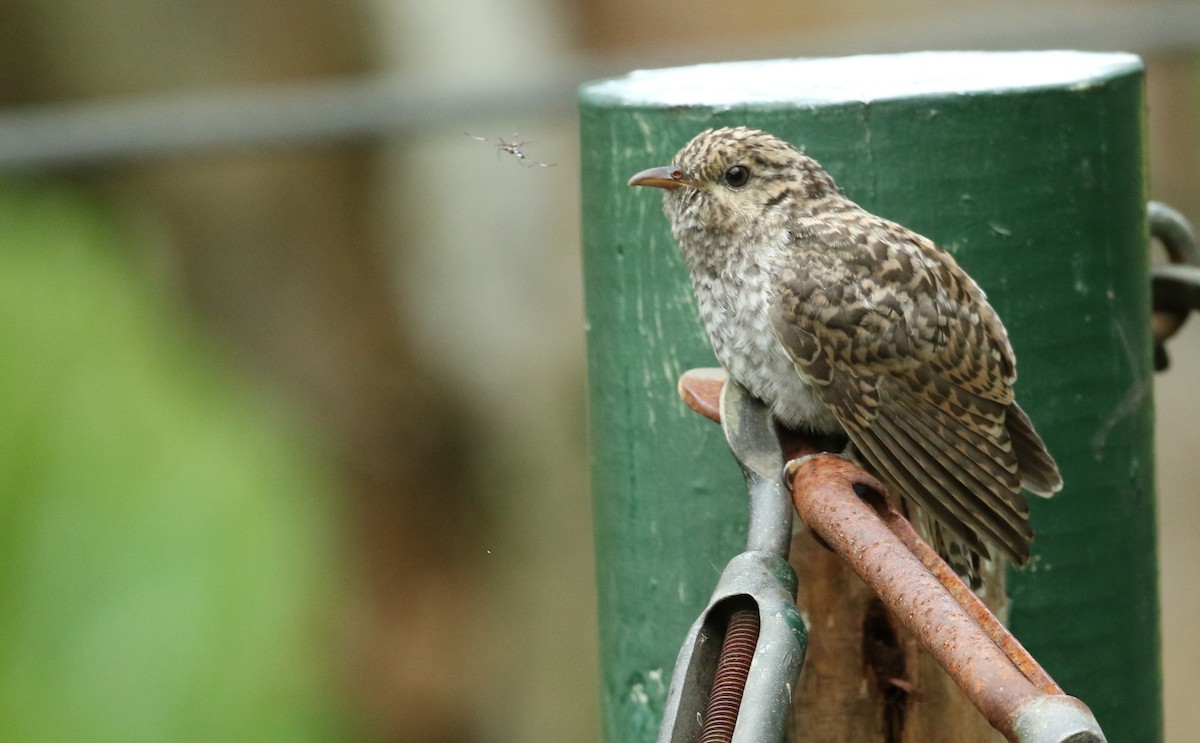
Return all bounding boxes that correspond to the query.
[782,452,821,487]
[839,439,862,464]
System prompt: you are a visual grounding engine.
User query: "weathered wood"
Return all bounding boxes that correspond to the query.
[787,515,1004,742]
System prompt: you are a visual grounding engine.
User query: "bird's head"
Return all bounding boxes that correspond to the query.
[628,127,839,235]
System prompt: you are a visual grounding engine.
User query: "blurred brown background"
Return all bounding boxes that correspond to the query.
[0,1,1196,742]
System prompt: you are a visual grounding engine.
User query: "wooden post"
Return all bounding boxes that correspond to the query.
[580,52,1159,742]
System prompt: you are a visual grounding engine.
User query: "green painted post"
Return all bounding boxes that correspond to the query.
[580,52,1160,742]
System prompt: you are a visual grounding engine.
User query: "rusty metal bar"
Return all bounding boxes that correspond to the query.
[787,453,1101,742]
[678,368,725,423]
[878,503,1063,696]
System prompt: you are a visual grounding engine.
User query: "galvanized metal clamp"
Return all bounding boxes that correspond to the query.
[657,371,807,743]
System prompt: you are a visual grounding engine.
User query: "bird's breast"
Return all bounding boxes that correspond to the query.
[692,269,842,434]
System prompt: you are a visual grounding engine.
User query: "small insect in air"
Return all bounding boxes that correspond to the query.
[466,132,556,168]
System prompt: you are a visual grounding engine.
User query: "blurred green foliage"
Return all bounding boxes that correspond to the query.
[0,180,350,742]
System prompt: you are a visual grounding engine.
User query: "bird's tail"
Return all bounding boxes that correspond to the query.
[908,402,1060,586]
[1005,402,1063,497]
[913,507,989,588]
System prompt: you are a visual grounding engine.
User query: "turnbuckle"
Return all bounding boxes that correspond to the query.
[657,371,807,743]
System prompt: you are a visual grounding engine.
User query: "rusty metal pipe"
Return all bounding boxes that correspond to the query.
[879,503,1063,696]
[873,499,1060,696]
[787,453,1101,742]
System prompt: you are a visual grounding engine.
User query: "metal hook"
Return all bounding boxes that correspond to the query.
[1149,200,1200,370]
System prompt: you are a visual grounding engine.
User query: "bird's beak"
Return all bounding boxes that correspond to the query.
[628,165,690,190]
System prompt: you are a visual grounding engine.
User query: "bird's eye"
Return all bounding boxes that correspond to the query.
[724,165,751,188]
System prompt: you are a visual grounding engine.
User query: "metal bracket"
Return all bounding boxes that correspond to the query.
[1149,201,1200,371]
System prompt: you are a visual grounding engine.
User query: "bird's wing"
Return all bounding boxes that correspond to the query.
[771,214,1032,562]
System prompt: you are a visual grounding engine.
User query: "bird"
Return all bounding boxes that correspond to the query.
[628,126,1062,569]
